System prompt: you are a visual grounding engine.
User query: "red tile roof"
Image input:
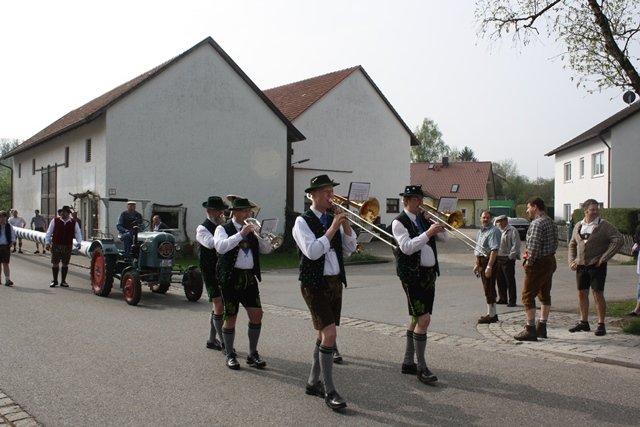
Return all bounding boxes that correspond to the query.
[4,37,304,159]
[264,66,419,146]
[410,161,494,200]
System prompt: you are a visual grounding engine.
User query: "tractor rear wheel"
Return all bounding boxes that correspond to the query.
[122,271,142,306]
[182,267,203,302]
[90,249,114,297]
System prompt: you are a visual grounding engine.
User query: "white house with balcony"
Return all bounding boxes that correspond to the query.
[546,101,640,221]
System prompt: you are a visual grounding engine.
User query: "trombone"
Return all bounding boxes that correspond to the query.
[418,203,488,256]
[329,194,397,249]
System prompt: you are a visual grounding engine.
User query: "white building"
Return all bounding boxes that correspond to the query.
[3,37,304,243]
[264,66,418,227]
[546,101,640,220]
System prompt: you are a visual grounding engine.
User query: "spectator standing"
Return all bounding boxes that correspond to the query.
[8,209,26,254]
[568,199,623,336]
[494,215,521,307]
[630,219,640,317]
[0,211,16,286]
[473,210,501,324]
[45,206,82,288]
[31,209,48,254]
[514,197,558,341]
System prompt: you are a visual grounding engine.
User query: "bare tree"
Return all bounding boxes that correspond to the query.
[476,0,640,94]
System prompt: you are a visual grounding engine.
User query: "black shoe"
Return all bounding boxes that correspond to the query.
[401,363,417,375]
[417,367,438,384]
[60,282,69,288]
[206,338,223,351]
[324,390,347,410]
[594,323,607,336]
[496,300,507,305]
[477,314,499,324]
[627,311,639,317]
[49,281,58,288]
[332,348,343,364]
[305,381,325,398]
[246,352,266,369]
[34,250,40,254]
[18,250,23,254]
[11,249,16,253]
[507,303,517,307]
[569,322,590,333]
[5,280,13,287]
[226,353,240,370]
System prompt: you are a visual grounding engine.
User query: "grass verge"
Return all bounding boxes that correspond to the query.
[607,300,640,335]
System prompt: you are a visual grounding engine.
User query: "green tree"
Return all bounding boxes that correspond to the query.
[493,159,520,197]
[457,146,478,162]
[476,0,640,94]
[411,117,451,162]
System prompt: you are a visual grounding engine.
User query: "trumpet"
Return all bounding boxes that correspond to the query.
[418,203,488,256]
[244,218,284,250]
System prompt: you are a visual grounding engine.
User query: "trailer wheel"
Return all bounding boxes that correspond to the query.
[122,271,142,306]
[182,267,203,302]
[90,249,114,297]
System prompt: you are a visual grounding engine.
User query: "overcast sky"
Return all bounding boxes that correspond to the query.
[0,0,628,178]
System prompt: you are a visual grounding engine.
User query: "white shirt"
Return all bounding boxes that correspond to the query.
[580,217,601,234]
[195,218,221,250]
[213,219,273,269]
[8,216,25,228]
[391,209,448,267]
[292,208,357,276]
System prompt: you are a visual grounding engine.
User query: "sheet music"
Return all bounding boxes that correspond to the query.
[260,218,278,234]
[348,182,371,202]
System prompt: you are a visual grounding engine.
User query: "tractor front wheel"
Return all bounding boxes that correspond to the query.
[182,267,203,302]
[90,249,114,297]
[121,271,142,306]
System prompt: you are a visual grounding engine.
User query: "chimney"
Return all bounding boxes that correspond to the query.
[442,156,449,167]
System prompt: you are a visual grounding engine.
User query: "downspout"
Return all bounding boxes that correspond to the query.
[597,132,612,207]
[0,162,13,207]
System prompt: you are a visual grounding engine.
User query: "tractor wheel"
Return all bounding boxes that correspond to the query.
[121,271,142,306]
[182,267,203,302]
[90,249,114,297]
[151,283,170,294]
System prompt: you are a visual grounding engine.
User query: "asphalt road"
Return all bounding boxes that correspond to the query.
[0,241,638,426]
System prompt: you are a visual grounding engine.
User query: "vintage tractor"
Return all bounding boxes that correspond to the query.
[88,215,203,306]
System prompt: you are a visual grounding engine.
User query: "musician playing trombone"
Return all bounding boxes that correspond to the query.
[391,185,448,384]
[213,197,273,371]
[293,174,357,411]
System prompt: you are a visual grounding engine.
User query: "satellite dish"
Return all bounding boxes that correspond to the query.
[623,90,636,104]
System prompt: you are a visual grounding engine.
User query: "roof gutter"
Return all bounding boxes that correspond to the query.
[597,132,612,207]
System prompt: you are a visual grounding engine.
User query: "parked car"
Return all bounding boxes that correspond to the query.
[508,217,530,240]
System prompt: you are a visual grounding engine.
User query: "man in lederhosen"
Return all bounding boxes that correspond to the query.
[45,205,82,288]
[214,197,273,370]
[391,185,447,384]
[293,174,357,411]
[196,196,229,351]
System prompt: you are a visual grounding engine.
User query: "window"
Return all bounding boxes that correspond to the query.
[579,157,584,178]
[563,204,572,221]
[64,146,69,167]
[18,163,21,178]
[32,158,36,175]
[386,198,399,214]
[563,162,572,182]
[592,151,604,176]
[85,139,92,162]
[450,184,459,193]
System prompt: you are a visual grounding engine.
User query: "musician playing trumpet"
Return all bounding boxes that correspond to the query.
[213,197,273,371]
[391,185,448,384]
[293,174,357,411]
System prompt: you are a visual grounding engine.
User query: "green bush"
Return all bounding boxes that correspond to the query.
[572,208,639,234]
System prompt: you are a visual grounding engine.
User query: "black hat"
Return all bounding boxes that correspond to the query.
[60,205,72,213]
[0,211,6,217]
[399,185,425,197]
[305,174,339,193]
[202,196,228,210]
[229,198,256,211]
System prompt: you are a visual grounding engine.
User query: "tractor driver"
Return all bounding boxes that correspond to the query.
[117,201,143,255]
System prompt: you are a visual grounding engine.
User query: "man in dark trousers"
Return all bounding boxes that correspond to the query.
[196,196,228,351]
[117,201,143,255]
[0,211,16,286]
[45,205,82,288]
[214,197,273,371]
[292,174,357,411]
